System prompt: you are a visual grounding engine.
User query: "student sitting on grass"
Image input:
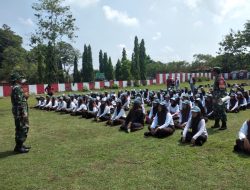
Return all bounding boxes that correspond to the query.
[234,120,250,154]
[144,102,175,138]
[94,98,111,122]
[145,99,160,124]
[168,97,180,120]
[55,97,67,112]
[181,106,208,146]
[120,99,144,133]
[243,90,250,109]
[85,98,98,119]
[106,99,126,126]
[237,92,247,111]
[226,93,239,113]
[71,98,87,116]
[175,100,191,129]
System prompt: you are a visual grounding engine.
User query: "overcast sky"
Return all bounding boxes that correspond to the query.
[0,0,249,69]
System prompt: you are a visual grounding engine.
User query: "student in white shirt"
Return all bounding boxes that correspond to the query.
[144,102,175,138]
[237,92,247,111]
[55,97,67,112]
[145,99,159,124]
[234,120,250,154]
[181,106,208,146]
[168,98,180,120]
[106,99,126,126]
[175,100,191,129]
[71,98,87,116]
[95,97,111,122]
[85,98,98,119]
[226,93,239,113]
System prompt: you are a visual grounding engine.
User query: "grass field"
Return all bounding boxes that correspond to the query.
[0,80,250,190]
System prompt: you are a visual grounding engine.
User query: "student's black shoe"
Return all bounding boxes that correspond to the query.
[233,145,240,152]
[23,145,31,149]
[144,132,152,137]
[219,126,227,130]
[14,146,29,154]
[211,119,220,128]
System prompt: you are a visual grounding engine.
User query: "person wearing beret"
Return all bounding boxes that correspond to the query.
[181,106,208,146]
[106,99,126,126]
[234,120,250,154]
[120,99,144,133]
[144,102,175,138]
[168,97,180,120]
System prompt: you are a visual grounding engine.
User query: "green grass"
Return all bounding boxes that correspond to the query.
[0,80,250,190]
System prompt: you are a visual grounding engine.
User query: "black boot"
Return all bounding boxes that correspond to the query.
[212,119,220,128]
[14,143,29,153]
[23,144,31,149]
[219,120,227,130]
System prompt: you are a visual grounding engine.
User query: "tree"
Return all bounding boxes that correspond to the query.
[121,48,127,62]
[81,44,94,82]
[45,41,57,83]
[106,57,114,80]
[103,52,108,79]
[99,50,104,73]
[31,0,77,46]
[115,59,122,80]
[73,55,80,82]
[131,36,140,80]
[120,60,132,81]
[31,0,78,83]
[87,45,94,81]
[37,51,45,83]
[139,39,146,80]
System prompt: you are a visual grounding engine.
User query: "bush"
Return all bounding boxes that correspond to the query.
[141,80,147,86]
[196,77,210,82]
[111,84,119,89]
[82,85,89,92]
[134,80,140,87]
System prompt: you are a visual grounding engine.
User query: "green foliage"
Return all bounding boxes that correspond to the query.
[81,44,94,82]
[99,50,104,73]
[45,41,57,83]
[131,36,140,80]
[106,57,114,80]
[31,0,77,46]
[133,80,140,87]
[139,39,146,80]
[111,84,119,89]
[115,59,122,80]
[73,55,80,83]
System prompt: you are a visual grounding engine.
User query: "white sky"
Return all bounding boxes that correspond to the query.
[0,0,249,69]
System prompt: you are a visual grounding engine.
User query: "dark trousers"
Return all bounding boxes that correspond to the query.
[99,115,111,121]
[120,122,144,132]
[184,132,207,146]
[15,117,29,147]
[234,139,250,154]
[152,126,175,138]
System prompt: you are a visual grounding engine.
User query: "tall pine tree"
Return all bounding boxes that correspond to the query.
[103,52,108,79]
[139,39,146,80]
[45,41,57,83]
[99,50,104,73]
[131,36,140,80]
[115,59,122,80]
[73,55,80,82]
[87,45,94,81]
[81,45,88,82]
[106,56,114,80]
[37,51,44,83]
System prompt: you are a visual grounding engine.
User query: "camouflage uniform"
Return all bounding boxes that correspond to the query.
[11,73,30,152]
[212,69,227,129]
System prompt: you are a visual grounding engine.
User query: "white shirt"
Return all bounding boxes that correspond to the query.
[239,98,247,107]
[76,103,87,112]
[238,121,249,140]
[57,101,66,110]
[97,106,110,117]
[151,112,174,129]
[111,107,126,120]
[183,118,208,140]
[52,100,58,108]
[168,104,180,117]
[227,100,238,111]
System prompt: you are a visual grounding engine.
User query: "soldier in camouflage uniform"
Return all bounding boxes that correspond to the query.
[211,67,228,130]
[10,73,30,153]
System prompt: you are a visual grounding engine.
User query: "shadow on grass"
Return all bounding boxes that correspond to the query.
[0,150,17,159]
[207,127,220,136]
[233,150,250,158]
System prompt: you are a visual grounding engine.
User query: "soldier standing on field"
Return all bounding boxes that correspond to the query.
[211,67,228,130]
[10,72,31,153]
